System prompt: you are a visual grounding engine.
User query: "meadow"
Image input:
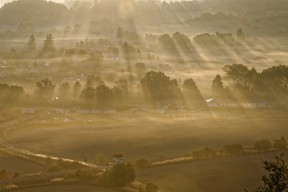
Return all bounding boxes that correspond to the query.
[1,112,286,192]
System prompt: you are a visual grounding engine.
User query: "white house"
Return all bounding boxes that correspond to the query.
[206,98,266,108]
[21,108,36,114]
[241,99,266,108]
[113,154,124,164]
[206,98,238,108]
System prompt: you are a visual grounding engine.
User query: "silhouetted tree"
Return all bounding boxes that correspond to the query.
[273,137,287,150]
[236,28,244,40]
[28,34,36,51]
[223,143,244,155]
[246,153,288,192]
[145,183,159,192]
[183,78,205,107]
[96,84,112,108]
[42,33,55,53]
[141,71,173,105]
[108,163,135,187]
[111,86,123,106]
[73,80,82,98]
[135,62,146,80]
[58,82,71,99]
[35,78,55,101]
[254,139,272,152]
[116,27,124,39]
[211,74,225,97]
[80,87,96,106]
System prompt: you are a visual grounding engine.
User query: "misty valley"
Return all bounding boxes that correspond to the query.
[0,0,287,192]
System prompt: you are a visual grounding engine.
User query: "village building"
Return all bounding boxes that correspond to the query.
[112,154,124,164]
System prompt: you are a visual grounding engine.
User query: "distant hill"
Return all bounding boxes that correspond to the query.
[0,0,69,26]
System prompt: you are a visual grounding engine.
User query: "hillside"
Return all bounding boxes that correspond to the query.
[0,0,69,26]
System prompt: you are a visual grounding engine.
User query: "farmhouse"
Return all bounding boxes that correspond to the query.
[206,98,267,108]
[206,98,237,108]
[240,99,266,108]
[21,108,36,114]
[113,154,124,164]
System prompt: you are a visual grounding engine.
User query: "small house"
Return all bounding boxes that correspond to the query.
[113,154,124,164]
[206,98,238,108]
[21,108,36,114]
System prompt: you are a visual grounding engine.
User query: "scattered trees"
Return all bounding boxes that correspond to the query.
[35,78,55,101]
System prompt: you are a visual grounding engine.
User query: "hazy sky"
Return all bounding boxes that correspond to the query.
[0,0,184,8]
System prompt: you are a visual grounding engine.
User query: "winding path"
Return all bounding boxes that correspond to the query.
[0,117,106,172]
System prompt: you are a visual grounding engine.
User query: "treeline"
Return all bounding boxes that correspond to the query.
[213,64,288,102]
[1,64,287,109]
[1,0,288,28]
[0,83,24,107]
[193,29,244,46]
[192,137,287,161]
[135,137,287,168]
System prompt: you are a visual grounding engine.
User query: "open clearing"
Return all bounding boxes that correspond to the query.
[0,152,43,174]
[15,185,117,192]
[3,115,288,191]
[6,115,288,162]
[6,116,288,161]
[137,151,288,192]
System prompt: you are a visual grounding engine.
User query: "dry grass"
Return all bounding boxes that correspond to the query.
[14,185,117,192]
[6,114,288,163]
[0,152,43,174]
[137,151,288,192]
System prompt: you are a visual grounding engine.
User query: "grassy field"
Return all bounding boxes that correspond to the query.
[137,151,288,192]
[15,185,117,192]
[0,152,43,174]
[3,114,288,192]
[6,114,288,162]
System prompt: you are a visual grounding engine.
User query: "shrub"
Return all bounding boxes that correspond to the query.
[223,143,244,155]
[254,139,272,151]
[273,137,287,150]
[135,159,151,169]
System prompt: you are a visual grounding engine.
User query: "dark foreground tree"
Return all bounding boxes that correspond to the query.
[246,153,288,192]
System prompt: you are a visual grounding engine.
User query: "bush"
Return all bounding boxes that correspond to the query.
[75,168,96,180]
[98,162,136,187]
[273,137,287,150]
[47,163,62,172]
[223,143,244,155]
[254,139,272,151]
[145,183,159,192]
[246,153,288,192]
[135,159,151,169]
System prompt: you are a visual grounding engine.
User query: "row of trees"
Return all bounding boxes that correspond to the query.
[211,64,288,102]
[0,83,24,106]
[98,163,135,187]
[1,64,286,108]
[141,71,205,107]
[254,137,287,152]
[27,34,56,55]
